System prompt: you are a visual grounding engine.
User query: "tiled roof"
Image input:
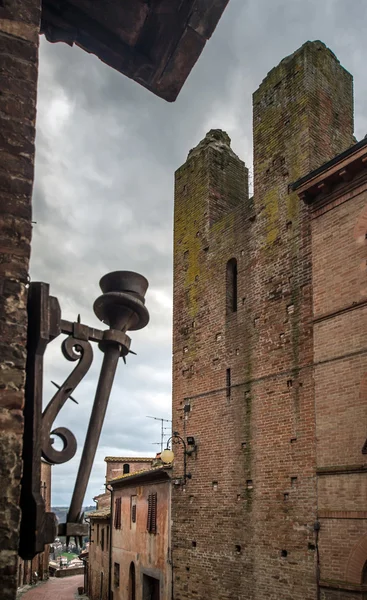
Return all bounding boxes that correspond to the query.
[88,508,111,519]
[104,456,153,463]
[109,464,171,484]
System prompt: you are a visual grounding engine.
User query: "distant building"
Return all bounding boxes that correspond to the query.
[88,456,172,600]
[88,504,111,600]
[109,465,172,600]
[105,456,154,483]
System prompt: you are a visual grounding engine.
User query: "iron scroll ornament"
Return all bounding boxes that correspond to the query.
[19,271,149,559]
[41,335,93,464]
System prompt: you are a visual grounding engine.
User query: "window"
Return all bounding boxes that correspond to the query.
[226,258,238,314]
[97,523,100,545]
[114,497,122,529]
[147,493,157,534]
[106,526,109,551]
[131,495,137,526]
[101,527,105,551]
[123,463,130,474]
[114,562,120,588]
[129,562,136,600]
[226,368,231,398]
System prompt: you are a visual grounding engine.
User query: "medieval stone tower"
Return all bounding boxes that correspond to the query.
[171,41,357,600]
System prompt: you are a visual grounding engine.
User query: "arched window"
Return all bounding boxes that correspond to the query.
[123,463,130,474]
[129,562,136,600]
[226,258,237,314]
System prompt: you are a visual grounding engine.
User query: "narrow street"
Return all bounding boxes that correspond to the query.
[19,575,85,600]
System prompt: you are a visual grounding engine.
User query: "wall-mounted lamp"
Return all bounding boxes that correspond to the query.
[161,431,196,484]
[19,271,149,559]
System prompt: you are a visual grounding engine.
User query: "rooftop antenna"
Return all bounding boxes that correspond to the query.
[146,415,172,453]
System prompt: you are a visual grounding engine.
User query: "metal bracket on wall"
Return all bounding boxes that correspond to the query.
[19,272,149,559]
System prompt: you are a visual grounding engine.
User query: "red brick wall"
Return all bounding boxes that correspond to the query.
[311,175,367,597]
[172,41,354,600]
[0,2,41,597]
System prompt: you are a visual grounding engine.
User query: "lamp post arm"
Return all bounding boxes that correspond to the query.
[165,433,188,484]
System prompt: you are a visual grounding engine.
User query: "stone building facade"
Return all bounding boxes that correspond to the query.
[17,461,52,587]
[171,40,365,600]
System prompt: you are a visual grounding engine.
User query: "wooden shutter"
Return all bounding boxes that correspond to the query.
[147,493,157,533]
[114,497,121,529]
[147,495,152,531]
[131,504,136,523]
[151,492,157,534]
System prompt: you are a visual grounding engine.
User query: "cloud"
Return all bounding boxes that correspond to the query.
[32,0,367,505]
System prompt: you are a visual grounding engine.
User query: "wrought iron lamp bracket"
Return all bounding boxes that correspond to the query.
[19,271,149,560]
[165,432,192,485]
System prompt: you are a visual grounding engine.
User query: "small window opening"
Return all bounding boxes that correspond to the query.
[226,368,231,398]
[281,550,288,558]
[131,495,137,525]
[114,562,120,587]
[123,463,130,474]
[114,497,122,529]
[226,258,238,314]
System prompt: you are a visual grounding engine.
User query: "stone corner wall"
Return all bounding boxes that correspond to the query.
[0,1,41,598]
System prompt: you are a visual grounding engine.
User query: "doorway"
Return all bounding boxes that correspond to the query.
[142,574,160,600]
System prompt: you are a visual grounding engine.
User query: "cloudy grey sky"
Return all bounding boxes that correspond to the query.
[32,0,367,506]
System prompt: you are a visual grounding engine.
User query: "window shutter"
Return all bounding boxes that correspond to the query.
[151,493,157,534]
[147,495,152,531]
[147,493,157,533]
[131,504,136,523]
[114,497,122,529]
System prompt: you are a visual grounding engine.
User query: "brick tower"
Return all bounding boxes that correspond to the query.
[171,41,354,600]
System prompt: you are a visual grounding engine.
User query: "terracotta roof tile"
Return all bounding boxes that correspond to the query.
[109,464,171,483]
[104,456,153,463]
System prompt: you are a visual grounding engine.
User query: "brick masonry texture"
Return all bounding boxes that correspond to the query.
[310,164,367,595]
[171,41,356,600]
[0,1,40,598]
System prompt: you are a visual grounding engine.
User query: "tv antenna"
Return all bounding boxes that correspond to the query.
[146,415,172,453]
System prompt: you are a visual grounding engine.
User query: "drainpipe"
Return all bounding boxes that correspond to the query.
[106,484,113,600]
[314,520,321,600]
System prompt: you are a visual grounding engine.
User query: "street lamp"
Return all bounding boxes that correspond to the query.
[19,271,149,559]
[161,432,197,484]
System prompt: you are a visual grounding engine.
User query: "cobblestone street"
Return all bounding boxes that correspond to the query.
[19,575,85,600]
